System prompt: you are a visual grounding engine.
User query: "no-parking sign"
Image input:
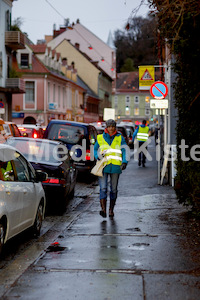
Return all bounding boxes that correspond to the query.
[150,81,168,99]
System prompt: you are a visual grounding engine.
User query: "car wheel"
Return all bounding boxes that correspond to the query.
[0,223,5,255]
[32,202,43,236]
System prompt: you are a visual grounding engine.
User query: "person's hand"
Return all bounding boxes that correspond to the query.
[121,163,127,170]
[101,150,107,157]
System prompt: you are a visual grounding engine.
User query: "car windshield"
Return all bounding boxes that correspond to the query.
[47,124,85,144]
[6,139,67,163]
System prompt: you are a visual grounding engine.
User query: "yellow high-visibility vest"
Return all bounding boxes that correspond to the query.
[137,126,149,141]
[97,134,122,166]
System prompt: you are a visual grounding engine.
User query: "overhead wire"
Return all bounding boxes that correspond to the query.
[44,0,113,70]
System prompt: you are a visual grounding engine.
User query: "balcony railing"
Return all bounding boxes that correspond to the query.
[5,78,25,93]
[5,31,25,50]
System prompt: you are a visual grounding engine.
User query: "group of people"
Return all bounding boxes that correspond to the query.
[94,119,149,219]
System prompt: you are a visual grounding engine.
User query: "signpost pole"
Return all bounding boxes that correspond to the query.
[157,109,161,184]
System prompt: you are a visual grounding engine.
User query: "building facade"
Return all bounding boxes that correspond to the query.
[112,72,155,124]
[0,0,25,121]
[12,43,85,125]
[46,21,114,120]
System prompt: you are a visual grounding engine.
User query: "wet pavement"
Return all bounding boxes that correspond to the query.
[1,140,200,299]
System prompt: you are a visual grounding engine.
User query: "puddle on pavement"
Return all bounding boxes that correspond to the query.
[126,227,141,232]
[121,260,142,266]
[129,243,150,250]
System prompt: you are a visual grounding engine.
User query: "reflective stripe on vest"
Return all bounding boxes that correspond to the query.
[137,126,149,141]
[97,134,122,166]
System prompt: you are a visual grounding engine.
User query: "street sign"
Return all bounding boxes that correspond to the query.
[150,81,168,99]
[150,99,168,109]
[103,108,115,121]
[12,112,24,118]
[48,103,58,110]
[0,102,5,108]
[139,66,155,90]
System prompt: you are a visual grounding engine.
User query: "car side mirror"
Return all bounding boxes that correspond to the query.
[35,170,47,182]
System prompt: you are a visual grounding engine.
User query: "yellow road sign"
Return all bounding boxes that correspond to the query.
[139,66,155,90]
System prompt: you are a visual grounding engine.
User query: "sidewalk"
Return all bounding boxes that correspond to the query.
[4,141,200,299]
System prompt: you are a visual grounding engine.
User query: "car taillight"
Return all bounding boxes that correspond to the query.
[85,150,90,161]
[19,127,26,132]
[43,178,66,184]
[33,133,38,139]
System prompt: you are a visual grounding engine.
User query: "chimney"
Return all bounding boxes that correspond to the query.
[75,43,80,50]
[62,58,68,66]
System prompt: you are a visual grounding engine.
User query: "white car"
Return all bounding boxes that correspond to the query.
[0,144,47,255]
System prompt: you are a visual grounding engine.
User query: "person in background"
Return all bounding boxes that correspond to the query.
[94,119,128,218]
[132,119,149,167]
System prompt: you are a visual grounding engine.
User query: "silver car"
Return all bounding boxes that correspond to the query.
[0,144,46,255]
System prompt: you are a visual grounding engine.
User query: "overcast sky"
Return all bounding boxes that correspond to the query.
[12,0,150,44]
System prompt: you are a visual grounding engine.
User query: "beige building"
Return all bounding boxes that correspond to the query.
[46,21,115,120]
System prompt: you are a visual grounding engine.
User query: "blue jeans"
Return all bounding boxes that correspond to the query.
[99,173,120,201]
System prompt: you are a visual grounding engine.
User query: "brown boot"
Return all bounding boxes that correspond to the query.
[109,199,116,218]
[100,199,107,218]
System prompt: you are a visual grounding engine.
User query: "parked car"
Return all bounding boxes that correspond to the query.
[0,119,21,143]
[119,123,135,149]
[6,137,77,212]
[116,124,129,146]
[43,120,98,173]
[0,143,47,255]
[91,122,105,135]
[17,124,44,139]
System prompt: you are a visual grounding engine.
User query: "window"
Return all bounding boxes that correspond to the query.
[21,54,29,68]
[14,156,30,182]
[58,86,61,108]
[134,108,139,115]
[145,108,150,116]
[134,96,139,104]
[24,81,35,110]
[114,96,118,108]
[63,87,66,108]
[125,106,130,116]
[48,82,51,103]
[125,95,130,107]
[75,90,79,108]
[0,160,14,181]
[5,10,10,31]
[67,86,72,109]
[0,52,2,77]
[53,84,56,102]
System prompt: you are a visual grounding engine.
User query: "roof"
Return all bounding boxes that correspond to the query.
[76,76,99,99]
[8,137,62,145]
[47,22,115,79]
[107,31,116,50]
[29,44,47,54]
[47,120,91,127]
[12,54,49,74]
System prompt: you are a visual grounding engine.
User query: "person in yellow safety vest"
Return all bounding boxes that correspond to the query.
[94,119,129,218]
[0,161,13,181]
[132,119,149,167]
